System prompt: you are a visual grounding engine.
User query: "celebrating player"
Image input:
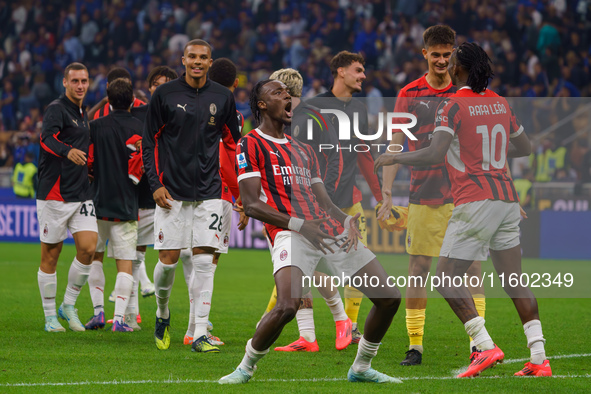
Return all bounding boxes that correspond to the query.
[36,62,97,332]
[266,68,352,352]
[377,25,485,366]
[142,39,241,352]
[374,42,551,378]
[219,80,402,384]
[86,78,142,332]
[306,51,384,343]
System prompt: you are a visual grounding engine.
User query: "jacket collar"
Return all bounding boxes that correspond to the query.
[180,73,211,92]
[60,94,85,117]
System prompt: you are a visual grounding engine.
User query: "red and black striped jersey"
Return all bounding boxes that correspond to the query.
[93,98,146,120]
[395,74,456,205]
[236,129,343,243]
[433,87,523,206]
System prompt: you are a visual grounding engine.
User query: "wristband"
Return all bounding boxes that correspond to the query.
[288,217,304,232]
[343,215,353,229]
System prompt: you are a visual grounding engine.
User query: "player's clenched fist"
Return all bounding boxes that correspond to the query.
[67,148,87,165]
[153,186,174,209]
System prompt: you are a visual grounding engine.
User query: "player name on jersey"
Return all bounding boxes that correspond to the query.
[468,102,508,117]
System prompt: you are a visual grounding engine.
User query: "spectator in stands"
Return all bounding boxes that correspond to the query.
[532,138,568,182]
[1,80,17,131]
[11,151,37,198]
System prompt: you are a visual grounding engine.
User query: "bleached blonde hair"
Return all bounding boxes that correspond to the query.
[269,68,303,97]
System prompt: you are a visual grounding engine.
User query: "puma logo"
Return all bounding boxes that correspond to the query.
[117,296,127,301]
[177,103,187,112]
[419,101,430,109]
[270,151,280,157]
[72,119,78,126]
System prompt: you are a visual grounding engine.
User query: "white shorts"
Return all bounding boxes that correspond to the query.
[95,220,138,260]
[217,200,233,254]
[271,230,375,279]
[154,199,223,250]
[440,200,521,261]
[36,199,98,244]
[136,208,155,246]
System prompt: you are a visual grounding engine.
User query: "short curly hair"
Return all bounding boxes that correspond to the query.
[269,68,303,97]
[330,51,365,78]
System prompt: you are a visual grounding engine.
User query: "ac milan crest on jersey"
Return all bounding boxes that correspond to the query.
[223,235,229,247]
[43,224,49,237]
[158,229,164,243]
[280,250,288,261]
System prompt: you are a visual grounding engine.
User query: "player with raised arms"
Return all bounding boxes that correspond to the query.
[219,80,402,384]
[375,42,551,378]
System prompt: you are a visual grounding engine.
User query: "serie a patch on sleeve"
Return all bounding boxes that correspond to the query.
[237,153,247,169]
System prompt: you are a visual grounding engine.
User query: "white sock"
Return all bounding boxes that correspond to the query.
[63,257,91,306]
[186,269,195,338]
[136,251,151,288]
[88,261,105,314]
[154,260,177,319]
[125,261,141,315]
[351,336,380,373]
[192,253,214,338]
[238,338,269,375]
[180,248,193,289]
[324,293,348,322]
[114,272,134,324]
[524,319,546,364]
[296,308,316,342]
[38,269,57,318]
[464,316,494,351]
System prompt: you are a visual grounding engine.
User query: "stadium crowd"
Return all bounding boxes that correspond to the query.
[0,0,590,184]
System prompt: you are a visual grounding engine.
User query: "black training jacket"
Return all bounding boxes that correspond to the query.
[38,95,91,202]
[142,75,240,201]
[89,110,141,221]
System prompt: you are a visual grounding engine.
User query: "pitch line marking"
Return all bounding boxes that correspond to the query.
[2,353,590,388]
[503,352,591,364]
[2,375,591,387]
[3,375,591,387]
[451,352,591,376]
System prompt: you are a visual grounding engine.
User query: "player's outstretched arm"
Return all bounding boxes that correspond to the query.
[377,131,405,220]
[374,130,453,170]
[508,131,532,158]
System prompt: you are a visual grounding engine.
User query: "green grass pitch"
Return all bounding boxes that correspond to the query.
[0,243,590,392]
